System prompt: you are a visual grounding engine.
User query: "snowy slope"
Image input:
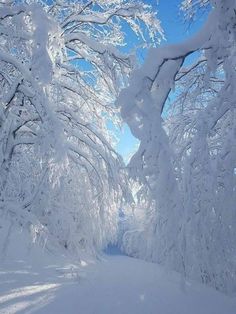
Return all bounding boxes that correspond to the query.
[0,252,236,314]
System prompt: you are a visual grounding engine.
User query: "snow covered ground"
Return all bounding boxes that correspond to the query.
[0,250,236,314]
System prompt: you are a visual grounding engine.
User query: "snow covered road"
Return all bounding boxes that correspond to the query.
[0,254,235,314]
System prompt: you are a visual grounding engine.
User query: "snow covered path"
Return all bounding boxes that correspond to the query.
[0,253,236,314]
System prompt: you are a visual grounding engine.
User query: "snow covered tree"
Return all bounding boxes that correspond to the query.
[119,0,236,293]
[0,0,162,258]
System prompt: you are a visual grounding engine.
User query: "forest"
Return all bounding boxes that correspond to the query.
[0,1,236,313]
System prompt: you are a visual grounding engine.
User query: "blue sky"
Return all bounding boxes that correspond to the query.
[116,0,207,162]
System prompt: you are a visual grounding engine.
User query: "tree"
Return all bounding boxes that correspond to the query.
[0,0,162,257]
[119,0,236,293]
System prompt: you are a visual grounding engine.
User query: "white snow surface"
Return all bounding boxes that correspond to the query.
[0,252,235,314]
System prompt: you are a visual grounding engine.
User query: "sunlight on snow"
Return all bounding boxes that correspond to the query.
[0,283,60,304]
[0,283,60,314]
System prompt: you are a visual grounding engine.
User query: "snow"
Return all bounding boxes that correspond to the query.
[0,252,235,314]
[0,0,236,311]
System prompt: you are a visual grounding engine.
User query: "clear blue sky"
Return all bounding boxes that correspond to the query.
[116,0,207,162]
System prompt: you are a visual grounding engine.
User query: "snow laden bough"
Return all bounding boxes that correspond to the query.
[0,0,162,261]
[118,0,236,294]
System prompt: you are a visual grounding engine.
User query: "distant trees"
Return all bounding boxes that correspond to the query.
[119,0,236,293]
[0,0,161,257]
